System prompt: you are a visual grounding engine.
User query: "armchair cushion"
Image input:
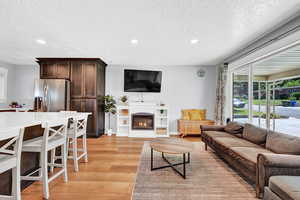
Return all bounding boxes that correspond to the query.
[269,176,300,200]
[266,131,300,155]
[258,153,300,168]
[243,123,268,145]
[189,109,206,120]
[224,122,244,134]
[182,109,192,120]
[181,109,206,120]
[256,153,300,198]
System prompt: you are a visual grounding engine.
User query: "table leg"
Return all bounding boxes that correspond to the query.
[151,148,153,170]
[183,153,186,179]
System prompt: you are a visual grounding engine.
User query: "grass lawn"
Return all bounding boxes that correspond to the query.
[239,99,299,106]
[233,108,263,116]
[252,99,282,106]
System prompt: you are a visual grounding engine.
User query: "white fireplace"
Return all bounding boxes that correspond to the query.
[116,102,169,137]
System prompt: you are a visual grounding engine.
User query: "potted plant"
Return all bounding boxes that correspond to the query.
[120,95,128,105]
[103,95,116,136]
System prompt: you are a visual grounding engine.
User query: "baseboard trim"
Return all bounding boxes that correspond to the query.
[169,131,180,135]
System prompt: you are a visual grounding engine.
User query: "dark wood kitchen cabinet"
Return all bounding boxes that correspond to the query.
[70,61,98,98]
[70,98,104,137]
[36,58,106,137]
[38,59,70,79]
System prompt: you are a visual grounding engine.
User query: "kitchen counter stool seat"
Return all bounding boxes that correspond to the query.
[21,120,68,200]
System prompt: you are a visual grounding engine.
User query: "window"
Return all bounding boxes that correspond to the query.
[232,67,249,123]
[0,67,8,103]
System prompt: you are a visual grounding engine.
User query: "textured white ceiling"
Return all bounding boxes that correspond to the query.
[0,0,300,66]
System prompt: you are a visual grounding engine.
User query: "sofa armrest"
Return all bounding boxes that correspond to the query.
[200,125,225,132]
[256,153,300,198]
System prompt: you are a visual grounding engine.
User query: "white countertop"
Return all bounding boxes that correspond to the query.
[0,112,91,133]
[0,108,32,111]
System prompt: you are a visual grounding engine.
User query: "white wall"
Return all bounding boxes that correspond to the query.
[13,65,39,108]
[0,60,39,109]
[0,61,16,108]
[105,65,217,134]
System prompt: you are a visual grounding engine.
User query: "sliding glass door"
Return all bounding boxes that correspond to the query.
[231,44,300,136]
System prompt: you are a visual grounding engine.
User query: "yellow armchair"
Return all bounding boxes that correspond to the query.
[178,109,215,137]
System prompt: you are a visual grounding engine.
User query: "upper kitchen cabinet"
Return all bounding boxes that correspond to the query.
[70,59,106,99]
[37,58,70,79]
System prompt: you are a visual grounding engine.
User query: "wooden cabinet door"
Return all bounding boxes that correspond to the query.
[70,62,84,98]
[83,99,97,136]
[70,99,84,112]
[83,63,97,98]
[70,98,100,137]
[56,61,70,79]
[96,64,105,98]
[40,62,56,78]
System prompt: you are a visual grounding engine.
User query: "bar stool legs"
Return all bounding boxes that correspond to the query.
[0,128,24,200]
[21,120,68,200]
[83,133,88,163]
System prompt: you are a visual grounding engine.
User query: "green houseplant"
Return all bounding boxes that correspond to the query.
[103,95,116,136]
[120,95,128,105]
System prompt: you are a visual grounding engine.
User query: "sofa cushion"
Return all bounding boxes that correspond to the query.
[214,137,260,149]
[269,176,300,200]
[229,147,273,172]
[224,122,243,134]
[230,147,272,164]
[266,131,300,155]
[204,131,236,139]
[242,123,268,145]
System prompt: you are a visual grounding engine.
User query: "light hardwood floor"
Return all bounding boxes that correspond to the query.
[22,135,200,200]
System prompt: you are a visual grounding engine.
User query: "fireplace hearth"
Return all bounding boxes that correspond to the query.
[132,113,154,130]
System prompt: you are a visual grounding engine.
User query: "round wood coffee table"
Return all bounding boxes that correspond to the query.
[150,138,193,179]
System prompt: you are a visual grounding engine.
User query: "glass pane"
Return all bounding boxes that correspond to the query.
[232,67,249,123]
[271,78,300,136]
[252,79,267,128]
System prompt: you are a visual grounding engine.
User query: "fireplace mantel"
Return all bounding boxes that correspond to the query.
[116,103,169,137]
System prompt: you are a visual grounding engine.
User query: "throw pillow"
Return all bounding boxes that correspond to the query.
[242,123,268,145]
[181,110,191,120]
[266,131,300,155]
[189,110,202,120]
[224,122,243,134]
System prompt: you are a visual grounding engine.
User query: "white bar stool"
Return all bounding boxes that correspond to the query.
[54,112,88,171]
[21,119,68,200]
[0,128,24,200]
[61,114,88,172]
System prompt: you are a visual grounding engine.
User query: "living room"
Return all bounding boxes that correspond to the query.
[0,1,300,200]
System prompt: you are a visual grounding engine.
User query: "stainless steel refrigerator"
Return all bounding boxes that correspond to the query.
[34,79,70,112]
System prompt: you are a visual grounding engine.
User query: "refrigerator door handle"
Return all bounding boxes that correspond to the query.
[48,87,51,111]
[45,83,49,111]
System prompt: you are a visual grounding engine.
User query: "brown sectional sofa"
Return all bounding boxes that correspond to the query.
[201,123,300,199]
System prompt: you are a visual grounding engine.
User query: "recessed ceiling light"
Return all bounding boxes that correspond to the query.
[36,39,46,45]
[131,39,138,44]
[190,39,199,44]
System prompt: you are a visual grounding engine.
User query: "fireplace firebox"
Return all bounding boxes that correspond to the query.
[132,113,154,130]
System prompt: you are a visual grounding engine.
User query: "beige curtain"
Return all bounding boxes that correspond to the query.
[214,63,228,125]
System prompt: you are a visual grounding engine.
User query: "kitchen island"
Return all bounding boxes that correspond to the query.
[0,112,91,195]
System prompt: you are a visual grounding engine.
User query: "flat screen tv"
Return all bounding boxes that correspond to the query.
[124,69,162,92]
